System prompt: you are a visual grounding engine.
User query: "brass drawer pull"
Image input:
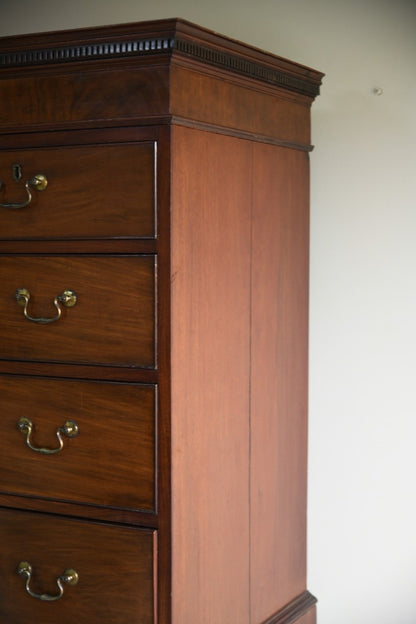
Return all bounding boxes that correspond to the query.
[17,416,79,454]
[0,172,48,209]
[15,287,77,324]
[17,561,79,602]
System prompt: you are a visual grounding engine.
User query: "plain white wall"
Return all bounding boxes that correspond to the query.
[2,1,415,622]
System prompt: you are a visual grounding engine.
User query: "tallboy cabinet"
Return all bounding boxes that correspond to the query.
[0,19,323,624]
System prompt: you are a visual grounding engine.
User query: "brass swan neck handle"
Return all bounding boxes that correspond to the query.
[17,561,79,602]
[0,173,48,209]
[17,417,79,455]
[15,287,77,324]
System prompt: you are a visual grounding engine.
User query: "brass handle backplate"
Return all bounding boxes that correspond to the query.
[15,287,77,324]
[17,561,79,602]
[17,416,79,454]
[0,169,48,209]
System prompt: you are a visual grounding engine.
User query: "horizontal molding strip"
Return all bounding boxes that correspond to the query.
[0,492,159,528]
[171,115,314,152]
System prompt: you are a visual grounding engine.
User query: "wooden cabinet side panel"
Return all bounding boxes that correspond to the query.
[170,126,252,623]
[250,145,310,622]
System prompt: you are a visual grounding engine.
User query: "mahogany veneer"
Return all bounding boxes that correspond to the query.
[0,18,323,623]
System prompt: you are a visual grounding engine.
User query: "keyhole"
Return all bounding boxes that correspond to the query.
[12,164,23,181]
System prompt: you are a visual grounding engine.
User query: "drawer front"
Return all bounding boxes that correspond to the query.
[0,376,156,512]
[0,508,155,623]
[0,143,156,239]
[0,255,155,367]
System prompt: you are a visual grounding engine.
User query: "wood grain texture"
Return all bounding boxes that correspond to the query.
[0,143,156,239]
[170,125,252,623]
[0,508,156,623]
[0,67,170,131]
[170,65,311,147]
[0,255,155,367]
[250,145,310,622]
[0,376,156,511]
[170,127,312,623]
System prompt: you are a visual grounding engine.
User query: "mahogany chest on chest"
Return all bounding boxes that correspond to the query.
[0,18,322,623]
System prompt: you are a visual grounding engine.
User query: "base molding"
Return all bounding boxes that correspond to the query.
[261,591,317,624]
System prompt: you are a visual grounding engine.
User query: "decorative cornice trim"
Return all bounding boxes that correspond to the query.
[0,32,321,98]
[0,36,175,67]
[173,39,320,97]
[261,590,317,624]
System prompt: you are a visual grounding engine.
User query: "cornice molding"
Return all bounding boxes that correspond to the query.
[0,36,175,67]
[261,591,317,624]
[0,27,322,98]
[173,39,319,97]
